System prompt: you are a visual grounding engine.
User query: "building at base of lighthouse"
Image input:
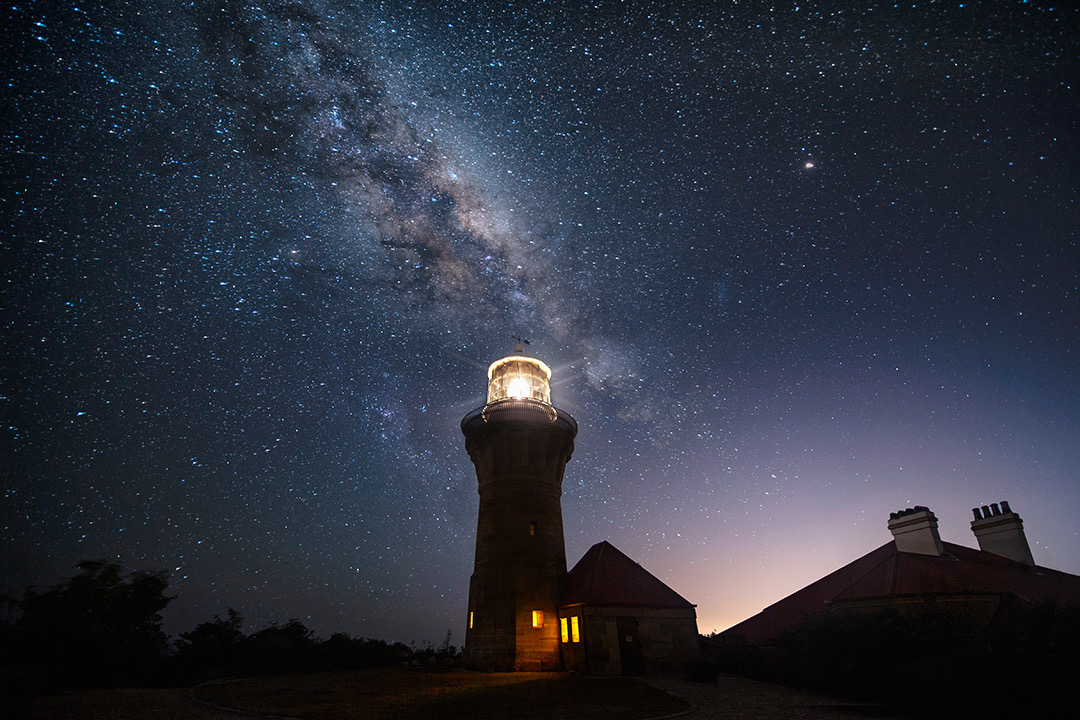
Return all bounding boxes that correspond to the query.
[461,348,698,674]
[558,541,699,675]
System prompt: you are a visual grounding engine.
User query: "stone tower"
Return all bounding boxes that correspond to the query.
[461,346,577,671]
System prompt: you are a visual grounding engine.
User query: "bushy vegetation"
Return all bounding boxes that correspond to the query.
[6,560,171,690]
[0,559,460,703]
[705,600,1080,717]
[168,614,458,685]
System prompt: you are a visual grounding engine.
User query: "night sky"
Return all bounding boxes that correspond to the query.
[3,1,1078,646]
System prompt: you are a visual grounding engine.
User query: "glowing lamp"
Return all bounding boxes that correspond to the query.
[487,355,551,405]
[508,376,531,399]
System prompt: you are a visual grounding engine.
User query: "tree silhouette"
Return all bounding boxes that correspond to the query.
[171,607,245,683]
[245,618,317,675]
[17,560,171,688]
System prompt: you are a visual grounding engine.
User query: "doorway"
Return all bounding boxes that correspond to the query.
[616,616,645,676]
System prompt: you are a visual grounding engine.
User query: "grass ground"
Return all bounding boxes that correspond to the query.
[30,686,248,720]
[194,666,690,719]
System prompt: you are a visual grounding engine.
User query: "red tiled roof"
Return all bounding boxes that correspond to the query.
[561,541,694,609]
[721,541,1080,645]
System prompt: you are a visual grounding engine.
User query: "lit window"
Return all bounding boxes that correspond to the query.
[571,616,580,642]
[560,617,569,642]
[469,611,474,629]
[532,610,543,628]
[529,522,536,536]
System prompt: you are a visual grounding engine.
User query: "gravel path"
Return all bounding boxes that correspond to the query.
[641,674,897,720]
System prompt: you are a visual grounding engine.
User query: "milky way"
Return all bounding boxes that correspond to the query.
[3,1,1078,644]
[201,2,548,329]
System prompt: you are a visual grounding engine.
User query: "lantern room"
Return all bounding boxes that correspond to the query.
[487,355,552,405]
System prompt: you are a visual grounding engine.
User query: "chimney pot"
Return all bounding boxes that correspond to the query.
[971,501,1035,566]
[981,505,992,518]
[990,502,1001,516]
[972,507,983,521]
[888,506,944,556]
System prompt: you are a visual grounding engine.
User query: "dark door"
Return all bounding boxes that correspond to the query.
[616,616,645,676]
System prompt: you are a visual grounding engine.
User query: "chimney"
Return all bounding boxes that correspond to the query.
[970,501,1035,566]
[888,506,944,556]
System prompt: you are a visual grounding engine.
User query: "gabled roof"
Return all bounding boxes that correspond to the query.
[561,541,694,609]
[721,540,1080,646]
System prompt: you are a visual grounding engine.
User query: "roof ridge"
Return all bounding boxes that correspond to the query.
[586,541,605,602]
[561,540,693,609]
[830,542,896,599]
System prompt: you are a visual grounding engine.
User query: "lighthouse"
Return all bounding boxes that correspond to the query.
[461,344,577,671]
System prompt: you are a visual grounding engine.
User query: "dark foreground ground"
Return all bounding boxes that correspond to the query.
[29,667,899,719]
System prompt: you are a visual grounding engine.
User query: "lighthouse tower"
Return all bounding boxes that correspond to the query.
[461,344,577,671]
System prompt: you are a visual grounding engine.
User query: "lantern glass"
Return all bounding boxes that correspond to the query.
[487,356,552,405]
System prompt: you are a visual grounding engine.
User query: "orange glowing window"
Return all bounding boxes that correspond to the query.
[532,610,543,628]
[571,616,580,642]
[469,611,474,629]
[529,522,536,536]
[560,617,569,642]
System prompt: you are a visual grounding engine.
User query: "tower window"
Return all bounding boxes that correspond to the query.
[469,611,474,629]
[560,617,569,643]
[529,521,536,536]
[571,615,580,643]
[532,610,544,628]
